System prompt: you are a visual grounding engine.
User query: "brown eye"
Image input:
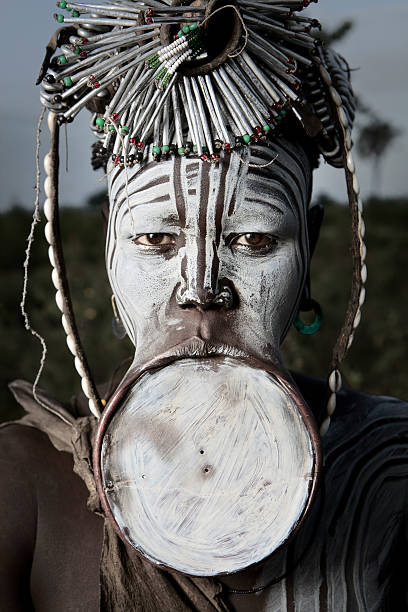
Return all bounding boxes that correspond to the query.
[133,233,175,246]
[233,233,277,249]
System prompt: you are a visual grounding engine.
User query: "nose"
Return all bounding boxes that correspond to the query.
[176,284,234,310]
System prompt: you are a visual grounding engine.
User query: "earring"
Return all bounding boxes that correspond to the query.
[111,295,127,339]
[293,299,323,335]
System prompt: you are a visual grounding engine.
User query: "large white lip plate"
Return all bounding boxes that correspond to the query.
[101,357,316,576]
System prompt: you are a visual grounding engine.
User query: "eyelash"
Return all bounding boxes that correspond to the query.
[132,233,279,254]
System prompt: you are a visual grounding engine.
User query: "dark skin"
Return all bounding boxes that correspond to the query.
[0,207,325,610]
[0,371,330,612]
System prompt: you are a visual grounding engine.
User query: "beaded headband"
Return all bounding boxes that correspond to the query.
[29,0,366,434]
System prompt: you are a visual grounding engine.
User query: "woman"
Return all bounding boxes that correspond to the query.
[1,1,407,609]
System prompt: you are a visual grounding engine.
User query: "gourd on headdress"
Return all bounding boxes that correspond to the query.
[34,0,366,434]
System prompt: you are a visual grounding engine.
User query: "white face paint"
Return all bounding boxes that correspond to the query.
[106,142,311,368]
[99,142,320,576]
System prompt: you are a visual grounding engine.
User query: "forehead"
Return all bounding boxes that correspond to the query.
[108,143,311,221]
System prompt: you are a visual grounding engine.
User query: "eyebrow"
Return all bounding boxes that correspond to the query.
[244,198,285,216]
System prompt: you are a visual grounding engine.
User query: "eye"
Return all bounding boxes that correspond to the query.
[231,233,278,250]
[133,233,175,247]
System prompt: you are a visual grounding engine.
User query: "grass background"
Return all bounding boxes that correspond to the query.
[1,196,407,422]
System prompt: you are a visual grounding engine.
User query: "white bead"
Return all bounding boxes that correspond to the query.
[329,369,342,393]
[51,268,60,291]
[44,153,52,175]
[61,314,70,335]
[48,245,56,267]
[357,197,363,213]
[320,416,331,437]
[359,287,366,307]
[360,242,367,262]
[346,152,355,173]
[329,86,342,107]
[43,198,52,221]
[319,66,331,86]
[353,310,361,330]
[55,290,64,312]
[361,264,368,284]
[44,176,52,198]
[359,217,366,239]
[88,399,101,419]
[81,376,92,398]
[327,393,337,416]
[347,333,354,350]
[338,107,348,127]
[66,333,76,355]
[44,221,53,244]
[345,129,352,150]
[353,173,360,195]
[75,356,86,378]
[47,111,54,131]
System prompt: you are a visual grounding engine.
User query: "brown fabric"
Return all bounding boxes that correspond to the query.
[8,380,229,612]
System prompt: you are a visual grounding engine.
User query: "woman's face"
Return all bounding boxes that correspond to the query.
[106,142,311,369]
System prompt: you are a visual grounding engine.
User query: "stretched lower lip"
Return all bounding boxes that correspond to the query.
[92,350,322,576]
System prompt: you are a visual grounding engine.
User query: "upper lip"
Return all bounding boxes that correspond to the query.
[149,336,250,363]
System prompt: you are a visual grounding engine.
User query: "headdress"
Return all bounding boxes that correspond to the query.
[30,0,366,435]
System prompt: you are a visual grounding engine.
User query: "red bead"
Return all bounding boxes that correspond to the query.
[89,75,95,81]
[114,155,120,166]
[211,153,219,160]
[201,154,208,161]
[224,142,231,151]
[146,17,153,24]
[81,37,89,45]
[303,0,310,6]
[255,126,262,134]
[148,8,153,16]
[94,81,100,88]
[130,137,136,144]
[80,51,87,58]
[137,141,144,149]
[112,113,119,121]
[272,102,280,110]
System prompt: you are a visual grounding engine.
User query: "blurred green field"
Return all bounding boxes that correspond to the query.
[1,196,407,422]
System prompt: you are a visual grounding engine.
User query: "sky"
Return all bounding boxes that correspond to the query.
[1,0,407,210]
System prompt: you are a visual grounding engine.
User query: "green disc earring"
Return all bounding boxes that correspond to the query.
[294,299,323,335]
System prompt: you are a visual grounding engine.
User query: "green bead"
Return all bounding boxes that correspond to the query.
[63,76,73,87]
[74,45,81,55]
[242,134,251,144]
[59,1,67,8]
[178,147,185,155]
[152,146,161,154]
[95,117,105,128]
[58,55,68,65]
[108,125,116,132]
[280,109,287,117]
[162,145,170,154]
[72,9,79,17]
[262,124,271,133]
[121,126,129,135]
[177,30,183,39]
[193,145,198,152]
[189,22,198,31]
[56,14,64,23]
[202,146,208,153]
[182,25,190,34]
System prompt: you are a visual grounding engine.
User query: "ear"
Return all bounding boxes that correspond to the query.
[300,203,324,308]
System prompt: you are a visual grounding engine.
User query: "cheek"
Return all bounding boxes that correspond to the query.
[225,243,304,340]
[108,239,179,332]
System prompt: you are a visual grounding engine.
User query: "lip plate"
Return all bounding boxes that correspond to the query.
[93,342,322,577]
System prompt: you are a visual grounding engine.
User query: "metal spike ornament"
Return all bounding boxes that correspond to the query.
[39,0,351,168]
